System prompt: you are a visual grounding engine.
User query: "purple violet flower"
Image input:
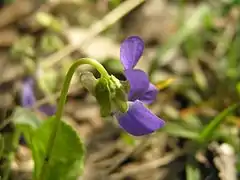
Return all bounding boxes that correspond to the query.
[115,36,165,136]
[21,77,56,116]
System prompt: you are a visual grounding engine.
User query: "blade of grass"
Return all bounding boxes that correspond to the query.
[151,4,211,68]
[198,103,239,143]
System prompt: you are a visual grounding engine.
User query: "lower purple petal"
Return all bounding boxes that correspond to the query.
[124,69,150,101]
[139,83,158,104]
[116,100,165,136]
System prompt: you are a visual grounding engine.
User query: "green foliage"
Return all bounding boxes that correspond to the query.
[232,0,240,5]
[109,75,128,113]
[34,118,85,180]
[13,108,42,143]
[10,35,35,60]
[39,33,65,55]
[109,0,121,8]
[37,67,59,104]
[186,160,201,180]
[95,75,128,116]
[0,135,4,159]
[120,132,136,146]
[36,12,63,32]
[3,0,15,4]
[112,87,128,113]
[198,103,239,143]
[3,1,240,179]
[163,121,200,140]
[14,109,85,180]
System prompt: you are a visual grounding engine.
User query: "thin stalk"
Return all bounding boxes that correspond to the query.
[37,58,109,180]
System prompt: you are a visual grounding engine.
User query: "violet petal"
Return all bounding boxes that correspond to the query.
[116,100,165,136]
[39,104,56,116]
[124,69,149,101]
[120,36,144,69]
[138,83,158,104]
[21,78,36,108]
[21,77,56,116]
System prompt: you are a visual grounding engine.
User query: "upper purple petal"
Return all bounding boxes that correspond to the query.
[116,100,165,136]
[21,78,36,108]
[138,83,158,104]
[124,69,149,101]
[120,36,144,69]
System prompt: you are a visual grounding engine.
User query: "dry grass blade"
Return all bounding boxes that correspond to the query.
[109,151,182,180]
[41,0,145,68]
[211,143,237,180]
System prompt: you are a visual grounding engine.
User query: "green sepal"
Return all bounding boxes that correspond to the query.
[112,87,128,113]
[110,76,128,113]
[95,78,112,117]
[120,80,130,94]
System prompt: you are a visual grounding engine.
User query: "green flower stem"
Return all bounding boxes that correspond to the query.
[38,58,109,180]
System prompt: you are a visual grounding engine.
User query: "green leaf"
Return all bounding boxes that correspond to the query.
[163,121,200,140]
[13,107,42,143]
[13,107,42,129]
[120,132,136,146]
[95,78,112,117]
[14,114,85,180]
[32,118,85,180]
[181,114,203,130]
[198,103,239,143]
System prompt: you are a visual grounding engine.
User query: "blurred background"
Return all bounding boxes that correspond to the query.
[0,0,240,179]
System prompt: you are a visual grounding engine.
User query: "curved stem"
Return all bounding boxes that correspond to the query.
[38,58,108,180]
